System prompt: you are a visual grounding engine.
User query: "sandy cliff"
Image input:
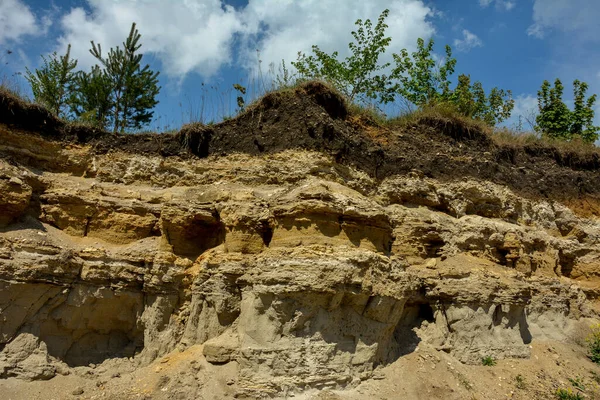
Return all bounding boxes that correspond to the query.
[1,82,600,399]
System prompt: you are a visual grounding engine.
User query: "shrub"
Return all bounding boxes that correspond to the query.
[568,376,586,391]
[556,388,584,400]
[292,10,514,125]
[25,44,77,117]
[481,356,496,366]
[586,323,600,364]
[391,39,514,126]
[515,374,526,389]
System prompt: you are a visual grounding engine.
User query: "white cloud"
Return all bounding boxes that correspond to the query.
[57,0,242,77]
[513,94,538,117]
[528,0,600,40]
[453,29,483,52]
[0,0,49,45]
[478,0,515,11]
[242,0,435,76]
[55,0,435,80]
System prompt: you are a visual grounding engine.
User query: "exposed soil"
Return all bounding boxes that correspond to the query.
[1,81,599,214]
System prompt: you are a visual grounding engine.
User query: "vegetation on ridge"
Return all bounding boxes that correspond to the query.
[7,9,599,143]
[25,23,160,133]
[292,9,515,126]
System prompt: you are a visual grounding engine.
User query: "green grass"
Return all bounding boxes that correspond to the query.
[386,101,491,132]
[492,127,599,154]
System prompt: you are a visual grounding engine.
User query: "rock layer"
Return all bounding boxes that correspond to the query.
[1,85,600,398]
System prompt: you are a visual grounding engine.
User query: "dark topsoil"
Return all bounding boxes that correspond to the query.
[1,82,599,211]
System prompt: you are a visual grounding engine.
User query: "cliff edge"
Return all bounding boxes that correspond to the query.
[1,82,600,399]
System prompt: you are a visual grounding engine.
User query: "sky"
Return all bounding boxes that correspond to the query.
[1,0,600,132]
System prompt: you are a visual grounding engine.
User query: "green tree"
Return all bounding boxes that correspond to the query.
[290,10,514,125]
[292,9,395,104]
[451,74,514,125]
[391,38,514,125]
[69,66,113,130]
[391,38,456,106]
[571,79,598,142]
[89,23,160,132]
[536,79,572,139]
[536,79,598,142]
[25,44,78,117]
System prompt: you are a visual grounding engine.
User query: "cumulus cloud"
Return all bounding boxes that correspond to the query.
[55,0,435,79]
[528,0,600,40]
[453,29,483,52]
[57,0,242,77]
[242,0,435,74]
[0,0,50,45]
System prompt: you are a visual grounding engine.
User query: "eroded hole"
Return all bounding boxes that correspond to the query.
[391,303,436,360]
[558,250,575,277]
[259,221,273,247]
[165,218,226,259]
[424,238,445,258]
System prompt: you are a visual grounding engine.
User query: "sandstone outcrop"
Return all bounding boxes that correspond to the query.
[1,83,599,399]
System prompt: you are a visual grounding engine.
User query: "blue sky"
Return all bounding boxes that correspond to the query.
[1,0,600,132]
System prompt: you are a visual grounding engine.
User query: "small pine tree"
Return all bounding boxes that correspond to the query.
[25,45,78,117]
[89,23,160,132]
[69,65,113,130]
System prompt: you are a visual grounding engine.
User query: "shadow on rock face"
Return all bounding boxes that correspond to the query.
[1,283,145,371]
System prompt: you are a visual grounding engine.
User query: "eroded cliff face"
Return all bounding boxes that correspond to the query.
[1,84,600,399]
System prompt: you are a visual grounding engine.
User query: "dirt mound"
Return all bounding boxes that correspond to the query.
[0,88,109,143]
[180,81,378,166]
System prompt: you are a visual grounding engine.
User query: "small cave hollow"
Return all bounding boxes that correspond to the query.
[495,247,510,266]
[258,221,273,247]
[166,218,226,259]
[423,237,445,258]
[490,304,532,345]
[558,250,576,277]
[389,302,436,362]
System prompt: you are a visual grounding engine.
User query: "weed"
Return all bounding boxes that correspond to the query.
[590,370,600,384]
[481,356,496,367]
[491,128,599,155]
[456,372,473,390]
[556,388,583,400]
[515,374,526,390]
[587,323,600,364]
[568,376,586,391]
